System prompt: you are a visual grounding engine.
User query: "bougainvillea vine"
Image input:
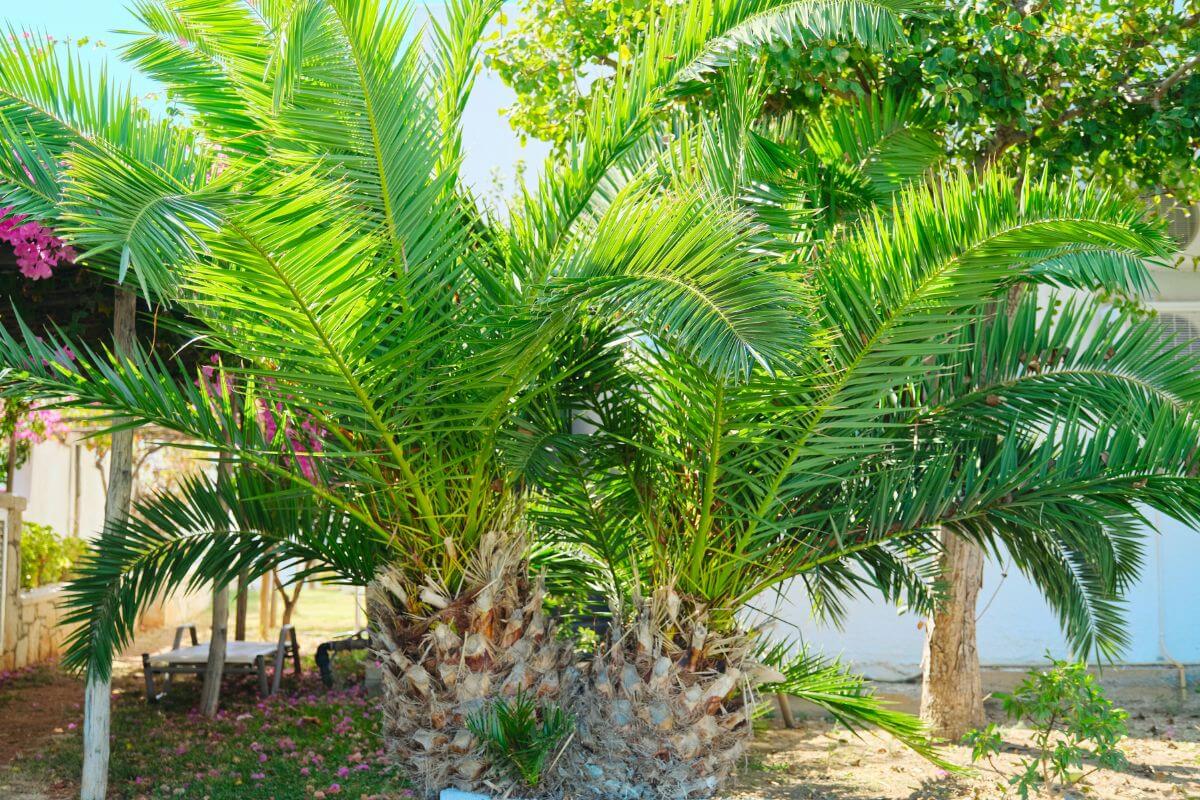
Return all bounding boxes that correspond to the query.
[0,205,77,280]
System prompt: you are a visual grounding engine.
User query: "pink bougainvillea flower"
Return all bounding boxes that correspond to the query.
[0,206,76,280]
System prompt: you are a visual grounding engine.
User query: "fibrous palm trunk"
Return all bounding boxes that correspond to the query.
[370,531,579,799]
[567,589,780,799]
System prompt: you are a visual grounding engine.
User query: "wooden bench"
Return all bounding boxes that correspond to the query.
[141,624,301,702]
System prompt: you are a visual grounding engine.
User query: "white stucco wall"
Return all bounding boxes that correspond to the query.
[771,519,1200,676]
[12,433,109,541]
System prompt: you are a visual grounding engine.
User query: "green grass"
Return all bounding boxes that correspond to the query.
[7,584,403,798]
[21,665,412,799]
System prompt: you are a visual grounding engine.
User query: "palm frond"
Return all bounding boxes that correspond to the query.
[61,468,379,678]
[756,641,952,766]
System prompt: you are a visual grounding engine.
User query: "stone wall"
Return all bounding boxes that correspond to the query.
[11,583,68,668]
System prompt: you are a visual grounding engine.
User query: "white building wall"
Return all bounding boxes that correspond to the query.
[772,519,1200,676]
[12,433,109,541]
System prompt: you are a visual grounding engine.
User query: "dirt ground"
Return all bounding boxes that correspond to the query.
[730,709,1200,799]
[3,585,1197,800]
[2,687,1198,799]
[0,668,81,766]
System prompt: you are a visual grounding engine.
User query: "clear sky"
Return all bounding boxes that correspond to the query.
[3,1,549,195]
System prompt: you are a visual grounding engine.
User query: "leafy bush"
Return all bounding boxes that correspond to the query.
[964,657,1128,798]
[467,692,574,788]
[19,521,88,590]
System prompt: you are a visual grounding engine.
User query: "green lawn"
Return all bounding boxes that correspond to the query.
[21,664,412,799]
[231,583,367,654]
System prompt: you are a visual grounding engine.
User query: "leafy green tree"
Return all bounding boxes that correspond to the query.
[491,0,1200,198]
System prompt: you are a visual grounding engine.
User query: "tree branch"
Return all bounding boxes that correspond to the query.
[1147,53,1200,106]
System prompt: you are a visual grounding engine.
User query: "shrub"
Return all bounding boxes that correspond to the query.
[19,521,88,590]
[964,657,1128,798]
[467,692,574,789]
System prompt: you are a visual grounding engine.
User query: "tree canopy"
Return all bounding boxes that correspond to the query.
[490,0,1200,198]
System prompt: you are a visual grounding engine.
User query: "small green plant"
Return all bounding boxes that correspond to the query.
[964,657,1128,799]
[19,521,88,590]
[467,691,574,789]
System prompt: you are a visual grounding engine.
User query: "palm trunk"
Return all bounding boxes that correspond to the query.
[920,529,986,740]
[920,274,1027,741]
[81,288,137,800]
[373,531,577,798]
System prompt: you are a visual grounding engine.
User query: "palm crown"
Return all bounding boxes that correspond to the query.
[1,1,1200,793]
[510,62,1200,650]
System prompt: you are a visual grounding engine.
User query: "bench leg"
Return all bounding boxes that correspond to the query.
[256,655,269,698]
[142,654,157,703]
[271,646,285,696]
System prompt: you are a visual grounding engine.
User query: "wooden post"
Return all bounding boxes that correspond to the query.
[258,570,272,641]
[4,429,16,493]
[234,568,249,641]
[268,570,278,632]
[81,287,137,800]
[775,692,797,729]
[199,457,232,717]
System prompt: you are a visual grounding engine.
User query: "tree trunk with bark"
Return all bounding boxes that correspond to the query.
[258,570,272,641]
[275,572,303,626]
[920,529,986,740]
[81,288,137,800]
